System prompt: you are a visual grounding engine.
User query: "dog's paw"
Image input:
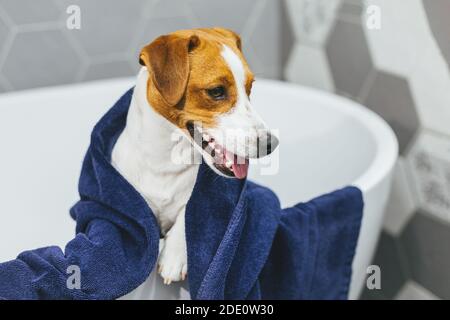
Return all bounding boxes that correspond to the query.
[157,237,188,285]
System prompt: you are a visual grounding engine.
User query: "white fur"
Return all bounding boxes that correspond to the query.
[111,46,275,289]
[205,45,271,159]
[112,68,197,283]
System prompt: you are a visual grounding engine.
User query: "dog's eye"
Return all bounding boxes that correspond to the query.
[206,86,226,100]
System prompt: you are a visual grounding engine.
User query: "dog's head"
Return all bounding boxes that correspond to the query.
[139,27,278,179]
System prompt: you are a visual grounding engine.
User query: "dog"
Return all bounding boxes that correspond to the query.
[111,28,279,287]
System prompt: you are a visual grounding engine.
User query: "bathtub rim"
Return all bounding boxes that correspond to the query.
[253,79,399,194]
[0,76,399,194]
[0,77,398,299]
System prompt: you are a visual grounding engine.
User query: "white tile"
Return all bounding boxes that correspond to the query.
[405,130,450,222]
[286,0,341,46]
[285,44,334,91]
[247,0,292,79]
[383,159,418,236]
[395,281,440,300]
[364,0,450,136]
[363,0,430,76]
[409,45,450,137]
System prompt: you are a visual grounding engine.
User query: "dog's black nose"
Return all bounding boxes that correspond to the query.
[266,133,279,154]
[257,133,279,157]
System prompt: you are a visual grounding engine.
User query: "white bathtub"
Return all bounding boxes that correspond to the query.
[0,78,397,299]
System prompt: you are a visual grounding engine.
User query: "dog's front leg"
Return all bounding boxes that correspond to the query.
[157,208,188,284]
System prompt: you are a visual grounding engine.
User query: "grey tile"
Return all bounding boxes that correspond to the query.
[240,44,264,80]
[400,211,450,299]
[83,60,135,81]
[338,0,364,17]
[359,286,388,300]
[369,231,410,299]
[364,71,420,154]
[59,0,147,57]
[145,0,191,19]
[0,75,12,93]
[1,30,82,90]
[342,0,365,4]
[188,0,255,34]
[280,0,296,80]
[325,19,373,97]
[0,14,10,47]
[0,0,61,25]
[247,0,293,79]
[423,0,450,68]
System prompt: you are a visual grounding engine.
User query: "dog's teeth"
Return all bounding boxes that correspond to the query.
[226,160,233,168]
[203,133,210,141]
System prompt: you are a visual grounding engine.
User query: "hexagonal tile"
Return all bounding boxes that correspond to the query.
[401,211,450,299]
[1,30,82,90]
[247,0,295,79]
[406,130,450,222]
[285,44,334,91]
[0,0,60,25]
[363,0,431,77]
[188,0,255,34]
[286,0,341,46]
[383,159,418,236]
[423,0,450,69]
[58,0,147,57]
[326,19,373,98]
[395,281,440,300]
[362,0,450,137]
[83,60,135,81]
[363,71,420,154]
[367,231,410,299]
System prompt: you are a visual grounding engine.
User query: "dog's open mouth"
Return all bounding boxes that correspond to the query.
[187,122,249,179]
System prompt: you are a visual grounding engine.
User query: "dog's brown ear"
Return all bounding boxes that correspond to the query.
[212,27,241,51]
[139,34,200,106]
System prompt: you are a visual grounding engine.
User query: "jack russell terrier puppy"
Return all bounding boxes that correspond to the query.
[111,28,279,286]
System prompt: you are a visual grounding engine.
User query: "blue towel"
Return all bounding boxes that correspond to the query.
[0,88,363,300]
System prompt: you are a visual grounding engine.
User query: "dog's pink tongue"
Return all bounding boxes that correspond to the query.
[232,156,249,179]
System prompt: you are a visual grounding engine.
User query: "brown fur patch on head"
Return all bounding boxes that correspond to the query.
[139,28,254,129]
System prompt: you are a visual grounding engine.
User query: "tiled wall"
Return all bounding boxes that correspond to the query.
[284,0,450,299]
[0,0,293,92]
[1,0,449,300]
